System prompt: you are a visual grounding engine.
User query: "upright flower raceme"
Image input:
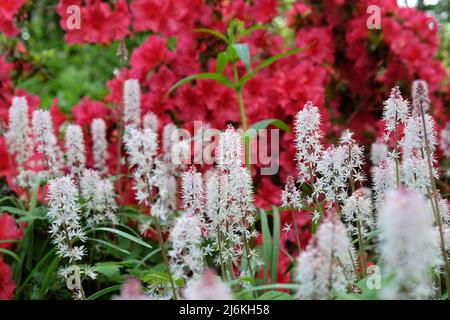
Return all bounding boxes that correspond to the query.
[342,188,374,236]
[370,139,388,166]
[168,213,204,282]
[296,214,357,300]
[401,112,438,194]
[294,101,323,184]
[315,130,365,206]
[181,167,205,216]
[216,125,243,171]
[371,158,397,212]
[412,80,430,115]
[47,176,86,262]
[65,124,86,179]
[379,189,440,299]
[91,118,109,174]
[123,79,141,130]
[32,110,64,177]
[143,112,158,132]
[382,86,409,140]
[281,176,302,209]
[80,169,118,226]
[124,127,159,205]
[5,97,34,167]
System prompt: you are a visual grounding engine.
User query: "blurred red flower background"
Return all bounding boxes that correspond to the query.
[0,0,449,296]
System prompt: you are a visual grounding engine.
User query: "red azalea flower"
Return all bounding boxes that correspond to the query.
[0,258,16,300]
[72,96,110,127]
[0,0,26,37]
[130,35,168,79]
[0,212,24,249]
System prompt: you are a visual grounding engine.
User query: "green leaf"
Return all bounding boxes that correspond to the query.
[15,248,55,296]
[259,209,272,285]
[194,28,229,44]
[246,118,291,140]
[93,227,152,249]
[29,176,43,211]
[166,73,235,97]
[141,270,170,285]
[86,284,122,300]
[39,256,61,298]
[88,238,131,255]
[240,48,303,87]
[257,290,294,300]
[0,239,18,245]
[271,207,281,285]
[216,52,229,74]
[0,206,28,216]
[237,25,269,41]
[136,248,162,268]
[231,43,251,72]
[0,248,20,262]
[95,263,122,281]
[237,284,300,297]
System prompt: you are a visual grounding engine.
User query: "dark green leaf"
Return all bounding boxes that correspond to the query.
[271,207,281,285]
[257,290,294,300]
[86,284,122,300]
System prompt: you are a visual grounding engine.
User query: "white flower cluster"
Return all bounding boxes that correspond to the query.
[294,101,323,184]
[168,214,204,281]
[47,176,86,262]
[342,188,374,236]
[296,214,357,300]
[315,130,365,205]
[123,79,141,129]
[181,167,205,216]
[281,176,302,209]
[65,124,86,179]
[5,97,34,167]
[382,86,409,139]
[379,189,440,299]
[204,126,260,271]
[91,118,109,174]
[124,127,159,205]
[32,110,64,177]
[80,169,118,225]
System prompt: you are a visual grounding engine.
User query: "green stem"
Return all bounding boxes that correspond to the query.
[291,211,302,254]
[419,103,450,298]
[393,114,401,189]
[233,64,251,172]
[154,216,178,300]
[357,221,367,279]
